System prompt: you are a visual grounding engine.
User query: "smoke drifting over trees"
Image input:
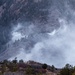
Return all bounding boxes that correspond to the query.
[0,0,75,68]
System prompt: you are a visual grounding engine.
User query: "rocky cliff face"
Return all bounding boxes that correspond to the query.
[0,0,50,49]
[0,0,60,46]
[0,0,50,23]
[0,0,60,56]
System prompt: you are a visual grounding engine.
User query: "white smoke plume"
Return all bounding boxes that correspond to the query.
[5,0,75,68]
[8,16,75,68]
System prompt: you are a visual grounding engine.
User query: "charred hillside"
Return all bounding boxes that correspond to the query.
[0,0,50,24]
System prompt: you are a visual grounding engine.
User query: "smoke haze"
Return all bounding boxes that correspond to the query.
[0,0,75,68]
[9,17,75,68]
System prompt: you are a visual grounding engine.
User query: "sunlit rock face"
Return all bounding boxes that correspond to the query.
[0,0,75,68]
